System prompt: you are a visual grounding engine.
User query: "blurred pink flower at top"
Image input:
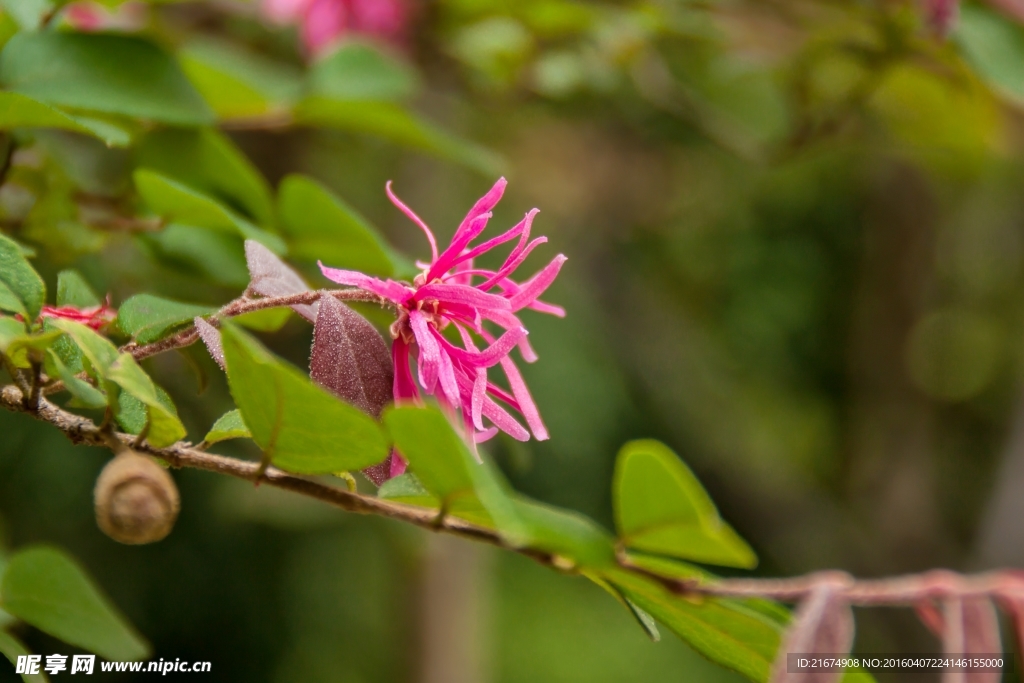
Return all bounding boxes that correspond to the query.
[262,0,408,57]
[64,1,146,32]
[319,178,566,481]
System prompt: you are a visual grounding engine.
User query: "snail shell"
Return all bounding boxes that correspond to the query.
[94,452,180,544]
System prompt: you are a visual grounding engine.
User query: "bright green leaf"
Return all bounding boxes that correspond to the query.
[136,128,275,227]
[106,354,186,447]
[0,329,63,368]
[306,40,420,102]
[0,0,50,31]
[0,33,213,125]
[278,174,396,276]
[234,307,291,332]
[179,38,301,121]
[204,409,251,445]
[134,169,285,254]
[56,270,101,308]
[0,91,131,147]
[0,233,45,319]
[382,405,525,542]
[45,319,118,379]
[512,497,616,569]
[957,5,1024,106]
[603,567,781,683]
[116,294,214,344]
[0,546,150,661]
[0,629,48,683]
[45,350,106,410]
[294,99,503,176]
[220,324,389,474]
[614,440,757,569]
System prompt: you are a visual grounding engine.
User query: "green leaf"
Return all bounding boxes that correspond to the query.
[220,324,389,474]
[116,294,214,344]
[0,33,213,125]
[603,567,781,683]
[957,5,1024,106]
[0,0,50,31]
[45,350,106,410]
[45,319,118,379]
[106,354,186,447]
[278,174,396,276]
[294,99,503,176]
[179,38,301,121]
[56,270,101,308]
[382,405,525,542]
[134,169,285,254]
[377,472,435,502]
[0,546,149,661]
[512,497,616,569]
[0,629,48,683]
[585,573,661,642]
[234,307,291,332]
[139,224,250,289]
[614,440,757,569]
[0,91,131,147]
[136,128,275,227]
[306,40,420,102]
[204,409,251,445]
[0,233,45,319]
[0,329,62,368]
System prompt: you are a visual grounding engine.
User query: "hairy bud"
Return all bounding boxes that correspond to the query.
[94,452,180,544]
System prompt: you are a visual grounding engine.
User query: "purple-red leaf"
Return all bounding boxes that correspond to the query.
[194,317,224,369]
[310,294,393,417]
[939,597,1001,683]
[245,240,317,322]
[310,295,395,485]
[770,582,855,683]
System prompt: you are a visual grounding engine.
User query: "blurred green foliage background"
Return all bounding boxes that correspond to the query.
[5,0,1024,680]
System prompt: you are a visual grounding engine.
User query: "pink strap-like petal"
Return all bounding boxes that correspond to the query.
[509,255,567,312]
[428,212,492,281]
[480,395,529,441]
[481,236,547,290]
[318,262,411,303]
[409,310,440,392]
[480,309,536,362]
[415,283,511,310]
[449,209,535,273]
[390,453,408,478]
[439,326,527,368]
[528,300,566,317]
[386,181,438,261]
[456,177,506,238]
[474,427,499,443]
[431,329,462,406]
[392,337,420,403]
[500,355,549,440]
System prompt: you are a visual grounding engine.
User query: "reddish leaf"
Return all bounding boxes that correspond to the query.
[770,582,855,683]
[244,240,317,322]
[194,317,224,369]
[310,295,395,485]
[940,597,1001,683]
[309,295,393,417]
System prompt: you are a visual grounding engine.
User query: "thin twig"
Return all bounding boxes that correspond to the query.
[121,289,389,362]
[4,382,1024,612]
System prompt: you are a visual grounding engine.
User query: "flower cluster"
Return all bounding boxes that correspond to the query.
[262,0,408,57]
[320,178,565,475]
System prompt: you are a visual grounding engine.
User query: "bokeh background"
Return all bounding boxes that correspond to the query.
[5,0,1024,680]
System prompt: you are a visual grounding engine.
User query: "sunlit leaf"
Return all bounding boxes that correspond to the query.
[614,440,757,568]
[382,405,526,542]
[203,409,251,445]
[106,354,187,447]
[0,546,149,661]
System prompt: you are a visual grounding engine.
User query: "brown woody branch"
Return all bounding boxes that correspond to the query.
[3,383,1022,611]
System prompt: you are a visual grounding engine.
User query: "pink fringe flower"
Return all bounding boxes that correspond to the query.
[262,0,408,57]
[319,178,566,479]
[39,301,116,331]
